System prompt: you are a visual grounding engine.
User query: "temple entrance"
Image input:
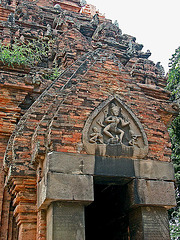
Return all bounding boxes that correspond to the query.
[85,183,129,240]
[38,152,174,240]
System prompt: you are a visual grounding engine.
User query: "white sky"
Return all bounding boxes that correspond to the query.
[87,0,180,73]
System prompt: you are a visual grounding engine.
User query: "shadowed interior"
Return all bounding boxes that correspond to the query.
[85,184,129,240]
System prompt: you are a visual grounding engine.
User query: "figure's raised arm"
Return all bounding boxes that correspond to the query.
[121,118,130,127]
[104,116,114,124]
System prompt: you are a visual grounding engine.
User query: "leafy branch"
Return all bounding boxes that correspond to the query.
[0,39,49,67]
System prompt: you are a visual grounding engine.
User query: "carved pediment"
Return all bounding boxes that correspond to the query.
[83,96,148,158]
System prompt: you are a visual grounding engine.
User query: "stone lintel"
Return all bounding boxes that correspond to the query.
[45,152,95,176]
[134,159,175,181]
[45,152,175,181]
[128,179,176,209]
[40,152,176,210]
[38,172,94,209]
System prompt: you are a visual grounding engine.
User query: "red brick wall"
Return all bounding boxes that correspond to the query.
[0,0,177,239]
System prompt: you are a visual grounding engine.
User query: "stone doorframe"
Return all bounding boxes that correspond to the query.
[38,152,176,240]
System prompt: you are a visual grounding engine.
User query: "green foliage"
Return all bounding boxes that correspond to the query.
[167,46,180,184]
[170,215,180,240]
[167,46,180,239]
[43,65,62,81]
[167,47,180,101]
[169,116,180,183]
[169,189,180,240]
[169,115,180,240]
[0,39,48,67]
[0,38,62,82]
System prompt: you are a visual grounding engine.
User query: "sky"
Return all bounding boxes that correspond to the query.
[87,0,180,73]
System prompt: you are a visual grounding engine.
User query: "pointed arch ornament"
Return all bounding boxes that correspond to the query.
[82,95,148,158]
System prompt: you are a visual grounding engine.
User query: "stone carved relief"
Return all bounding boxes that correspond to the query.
[83,96,148,158]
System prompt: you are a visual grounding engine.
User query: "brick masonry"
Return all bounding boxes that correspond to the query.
[0,0,178,239]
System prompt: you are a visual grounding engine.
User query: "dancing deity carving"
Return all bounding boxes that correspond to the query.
[103,103,130,143]
[83,96,148,157]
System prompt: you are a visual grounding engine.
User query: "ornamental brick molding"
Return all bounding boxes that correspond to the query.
[0,0,179,239]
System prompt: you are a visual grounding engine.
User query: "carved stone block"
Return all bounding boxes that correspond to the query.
[94,156,135,180]
[134,159,175,181]
[45,152,95,175]
[44,152,175,181]
[129,207,171,240]
[38,172,94,209]
[47,202,85,240]
[128,179,176,209]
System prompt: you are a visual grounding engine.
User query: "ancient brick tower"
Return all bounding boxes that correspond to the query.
[0,0,179,239]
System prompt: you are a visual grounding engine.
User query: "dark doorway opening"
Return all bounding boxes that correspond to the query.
[85,184,129,240]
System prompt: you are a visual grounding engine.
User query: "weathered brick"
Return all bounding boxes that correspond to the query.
[0,0,177,239]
